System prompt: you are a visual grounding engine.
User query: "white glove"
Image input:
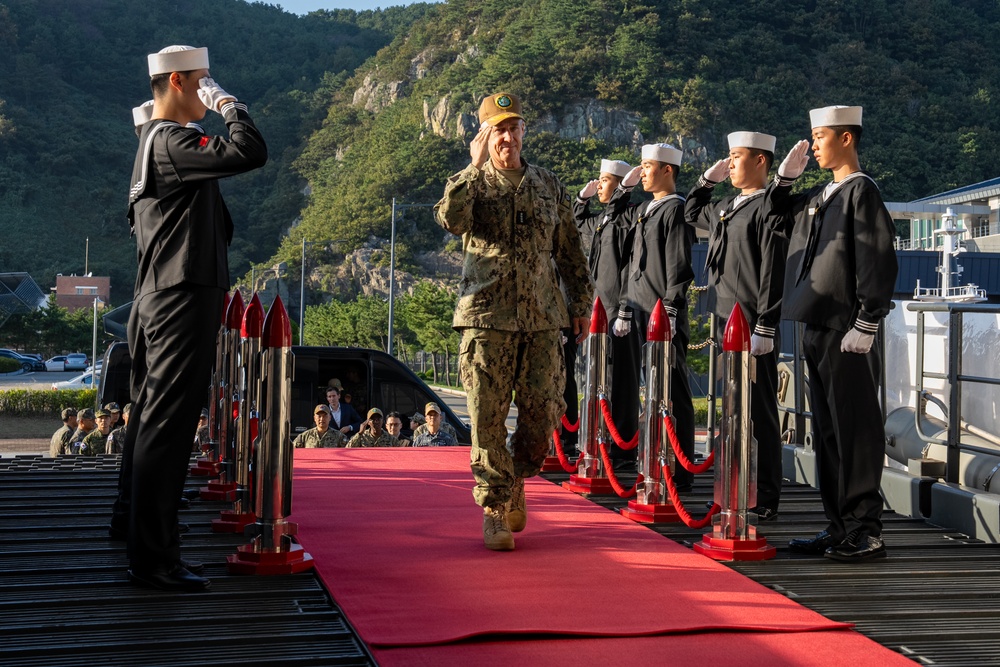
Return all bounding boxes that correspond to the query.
[840,328,874,354]
[197,77,236,113]
[778,139,811,179]
[613,317,631,337]
[703,159,730,184]
[621,166,642,188]
[579,180,599,199]
[668,316,676,336]
[750,334,774,356]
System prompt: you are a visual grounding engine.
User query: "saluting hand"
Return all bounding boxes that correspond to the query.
[778,139,811,179]
[470,123,492,169]
[621,166,642,188]
[198,77,236,113]
[579,180,599,199]
[703,159,730,184]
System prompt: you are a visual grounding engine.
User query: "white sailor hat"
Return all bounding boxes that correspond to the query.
[600,159,631,178]
[727,131,776,153]
[641,143,682,166]
[147,45,209,77]
[809,105,863,129]
[132,100,154,127]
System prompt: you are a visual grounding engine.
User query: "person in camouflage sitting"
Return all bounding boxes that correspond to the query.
[293,405,347,448]
[346,408,399,448]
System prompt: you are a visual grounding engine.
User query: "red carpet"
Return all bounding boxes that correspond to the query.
[292,448,911,664]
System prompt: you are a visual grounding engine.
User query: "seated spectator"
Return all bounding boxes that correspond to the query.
[68,408,97,454]
[107,403,131,455]
[412,402,459,447]
[413,402,458,440]
[294,405,347,448]
[80,408,114,456]
[385,411,411,447]
[327,386,363,435]
[104,402,122,429]
[194,407,210,452]
[347,408,400,448]
[49,407,78,457]
[410,412,425,433]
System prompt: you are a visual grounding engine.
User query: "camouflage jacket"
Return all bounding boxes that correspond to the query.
[49,425,74,457]
[412,429,458,447]
[106,426,127,454]
[435,160,593,331]
[346,430,400,448]
[80,429,112,456]
[412,422,457,439]
[293,427,346,449]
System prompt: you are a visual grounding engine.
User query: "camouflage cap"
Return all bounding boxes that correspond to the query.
[199,407,209,419]
[94,409,110,418]
[78,408,95,420]
[61,407,77,420]
[410,412,425,424]
[367,407,383,419]
[314,404,331,415]
[104,402,121,413]
[424,402,441,416]
[123,403,133,415]
[478,92,523,127]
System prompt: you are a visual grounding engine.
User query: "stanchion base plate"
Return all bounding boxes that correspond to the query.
[562,474,615,496]
[693,534,777,562]
[541,456,566,472]
[621,501,681,524]
[190,459,220,476]
[212,511,256,533]
[226,542,315,575]
[200,482,237,502]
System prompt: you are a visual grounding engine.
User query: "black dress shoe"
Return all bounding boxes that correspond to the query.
[178,497,190,509]
[180,558,205,575]
[788,530,839,554]
[182,488,200,501]
[128,565,211,592]
[825,534,887,562]
[750,506,778,521]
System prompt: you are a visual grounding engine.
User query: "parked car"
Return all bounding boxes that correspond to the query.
[0,350,45,373]
[51,370,100,390]
[64,354,89,371]
[44,356,68,372]
[97,342,471,444]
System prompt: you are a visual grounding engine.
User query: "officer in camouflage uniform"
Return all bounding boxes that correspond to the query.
[80,409,114,456]
[346,408,399,448]
[107,404,132,455]
[50,408,78,457]
[435,91,593,551]
[68,408,97,454]
[294,404,347,448]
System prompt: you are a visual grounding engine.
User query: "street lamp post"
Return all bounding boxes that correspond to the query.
[298,238,345,346]
[388,199,434,356]
[92,296,104,408]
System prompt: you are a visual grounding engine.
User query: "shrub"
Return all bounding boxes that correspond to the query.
[0,358,20,373]
[0,389,98,416]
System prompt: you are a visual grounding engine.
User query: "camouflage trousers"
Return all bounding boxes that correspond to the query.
[459,327,566,508]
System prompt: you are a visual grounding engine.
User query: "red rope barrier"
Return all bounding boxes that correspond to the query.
[552,429,581,474]
[560,414,579,433]
[663,413,715,474]
[597,442,639,498]
[598,397,639,450]
[662,463,719,529]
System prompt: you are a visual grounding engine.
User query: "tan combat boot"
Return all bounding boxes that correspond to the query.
[507,477,526,532]
[483,505,515,551]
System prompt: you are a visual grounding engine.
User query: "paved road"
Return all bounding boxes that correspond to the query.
[0,370,81,390]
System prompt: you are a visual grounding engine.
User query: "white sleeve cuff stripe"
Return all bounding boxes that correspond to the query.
[854,320,879,334]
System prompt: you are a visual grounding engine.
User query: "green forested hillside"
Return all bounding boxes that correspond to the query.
[278,0,1000,278]
[2,0,1000,311]
[0,0,428,303]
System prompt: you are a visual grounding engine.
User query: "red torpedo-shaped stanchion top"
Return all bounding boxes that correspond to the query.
[647,298,672,342]
[262,295,292,349]
[242,293,264,339]
[221,291,231,324]
[589,296,608,335]
[722,302,751,352]
[226,290,246,332]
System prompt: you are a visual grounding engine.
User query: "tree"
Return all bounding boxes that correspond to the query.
[398,281,458,385]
